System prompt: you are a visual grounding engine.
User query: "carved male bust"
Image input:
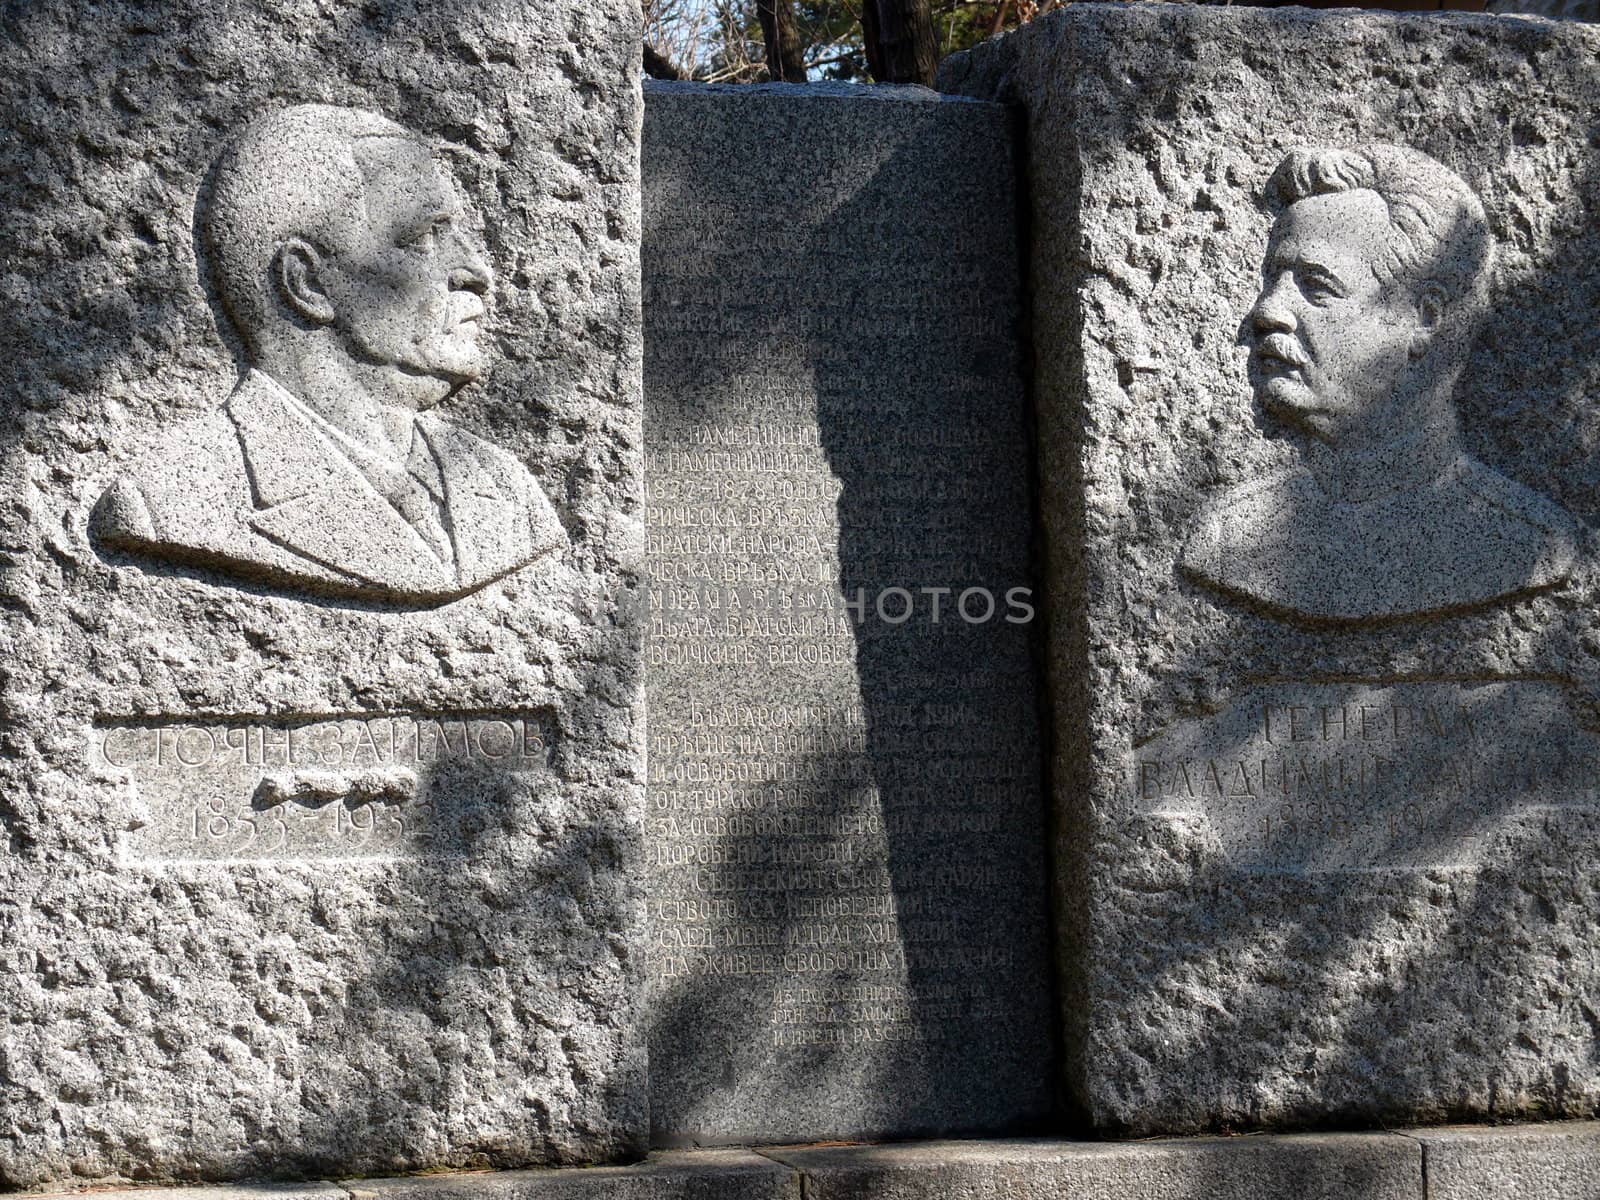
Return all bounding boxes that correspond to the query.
[93,104,566,603]
[1183,144,1579,623]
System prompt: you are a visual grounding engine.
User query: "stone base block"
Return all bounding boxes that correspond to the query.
[41,1125,1600,1200]
[344,1152,799,1200]
[765,1135,1422,1199]
[1411,1123,1600,1199]
[42,1153,799,1200]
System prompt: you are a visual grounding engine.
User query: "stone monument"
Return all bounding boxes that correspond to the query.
[642,82,1054,1143]
[941,3,1600,1135]
[0,1,644,1188]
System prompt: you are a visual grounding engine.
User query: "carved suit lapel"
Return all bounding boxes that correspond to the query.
[418,415,529,587]
[226,372,456,592]
[420,416,568,591]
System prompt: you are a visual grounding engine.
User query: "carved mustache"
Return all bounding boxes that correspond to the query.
[1253,334,1307,371]
[449,294,488,329]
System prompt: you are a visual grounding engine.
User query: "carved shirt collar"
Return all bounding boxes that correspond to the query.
[1301,418,1462,505]
[246,370,455,565]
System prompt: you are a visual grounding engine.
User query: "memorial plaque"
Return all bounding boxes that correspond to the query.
[0,3,644,1188]
[942,5,1600,1134]
[94,713,557,862]
[643,83,1054,1142]
[1133,681,1600,871]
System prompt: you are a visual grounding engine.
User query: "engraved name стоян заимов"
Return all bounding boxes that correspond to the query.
[95,712,553,861]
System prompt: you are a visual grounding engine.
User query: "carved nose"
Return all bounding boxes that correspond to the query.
[1251,272,1302,334]
[1251,290,1294,334]
[448,235,493,295]
[450,259,491,295]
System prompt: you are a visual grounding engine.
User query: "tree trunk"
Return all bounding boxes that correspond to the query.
[862,0,938,85]
[861,0,886,82]
[756,0,808,82]
[643,42,688,80]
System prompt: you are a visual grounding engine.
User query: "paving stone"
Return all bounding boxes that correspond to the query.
[1409,1122,1600,1199]
[765,1135,1422,1198]
[344,1151,800,1200]
[33,1185,350,1200]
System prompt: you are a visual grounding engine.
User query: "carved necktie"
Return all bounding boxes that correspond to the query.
[355,427,455,569]
[390,432,455,568]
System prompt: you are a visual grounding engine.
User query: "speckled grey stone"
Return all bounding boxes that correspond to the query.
[49,1186,350,1200]
[1407,1122,1600,1199]
[21,1155,800,1200]
[0,0,644,1189]
[765,1135,1422,1199]
[345,1150,801,1200]
[641,82,1053,1143]
[941,5,1600,1134]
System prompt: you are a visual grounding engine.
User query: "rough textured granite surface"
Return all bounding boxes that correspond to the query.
[0,0,644,1188]
[766,1135,1423,1199]
[642,82,1053,1143]
[941,4,1600,1134]
[1408,1122,1600,1199]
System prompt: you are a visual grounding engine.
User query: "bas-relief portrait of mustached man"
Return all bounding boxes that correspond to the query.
[1183,143,1580,623]
[92,104,566,604]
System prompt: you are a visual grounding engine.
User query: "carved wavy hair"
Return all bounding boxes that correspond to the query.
[1267,144,1494,341]
[200,104,416,355]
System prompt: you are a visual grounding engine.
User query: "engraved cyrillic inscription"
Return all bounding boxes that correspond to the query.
[1132,680,1600,869]
[643,93,1052,1137]
[94,713,553,861]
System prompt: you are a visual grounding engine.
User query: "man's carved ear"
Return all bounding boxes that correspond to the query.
[274,238,337,324]
[1411,281,1447,360]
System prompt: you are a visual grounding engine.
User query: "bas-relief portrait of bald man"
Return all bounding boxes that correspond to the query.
[92,104,566,604]
[1182,143,1580,624]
